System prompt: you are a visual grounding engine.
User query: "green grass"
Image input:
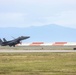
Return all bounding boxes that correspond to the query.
[0,53,76,75]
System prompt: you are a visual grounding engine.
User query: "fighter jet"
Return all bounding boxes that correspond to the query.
[0,36,30,47]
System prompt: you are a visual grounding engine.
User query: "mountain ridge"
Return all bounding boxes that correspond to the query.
[0,24,76,42]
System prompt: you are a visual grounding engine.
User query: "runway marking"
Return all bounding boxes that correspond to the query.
[0,50,76,53]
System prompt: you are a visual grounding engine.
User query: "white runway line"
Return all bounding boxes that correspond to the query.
[0,50,76,53]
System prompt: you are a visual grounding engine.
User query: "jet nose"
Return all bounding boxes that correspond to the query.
[25,36,30,39]
[22,36,30,39]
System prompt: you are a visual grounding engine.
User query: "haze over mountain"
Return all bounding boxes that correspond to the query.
[0,24,76,42]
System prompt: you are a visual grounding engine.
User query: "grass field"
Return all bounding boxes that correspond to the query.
[0,52,76,75]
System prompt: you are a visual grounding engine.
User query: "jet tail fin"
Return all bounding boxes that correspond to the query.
[3,38,7,42]
[0,39,3,45]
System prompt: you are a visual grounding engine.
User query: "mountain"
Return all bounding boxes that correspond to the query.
[0,24,76,42]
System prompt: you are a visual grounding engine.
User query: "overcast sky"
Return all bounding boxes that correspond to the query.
[0,0,76,28]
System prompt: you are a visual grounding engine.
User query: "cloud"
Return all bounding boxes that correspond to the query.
[0,0,76,6]
[0,0,76,28]
[0,13,28,27]
[44,10,76,28]
[0,0,75,3]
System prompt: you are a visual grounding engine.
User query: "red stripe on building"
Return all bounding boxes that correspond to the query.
[53,42,67,46]
[30,42,44,46]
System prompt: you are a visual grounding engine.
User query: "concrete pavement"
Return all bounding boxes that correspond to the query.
[0,50,76,53]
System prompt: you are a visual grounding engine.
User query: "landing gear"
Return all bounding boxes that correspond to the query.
[73,48,76,50]
[13,45,15,47]
[9,45,15,47]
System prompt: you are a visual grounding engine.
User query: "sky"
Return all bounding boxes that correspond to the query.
[0,0,76,28]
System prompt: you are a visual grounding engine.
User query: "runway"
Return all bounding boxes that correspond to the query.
[0,50,76,53]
